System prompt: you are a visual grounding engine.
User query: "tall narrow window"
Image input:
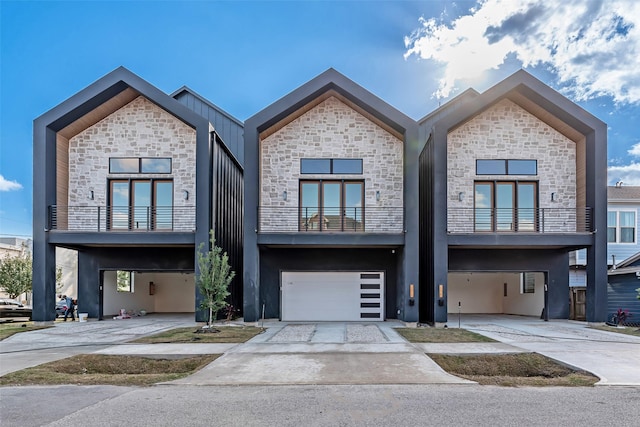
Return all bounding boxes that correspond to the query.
[521,272,535,294]
[116,271,134,293]
[474,181,538,232]
[607,211,617,242]
[619,211,636,243]
[299,180,364,231]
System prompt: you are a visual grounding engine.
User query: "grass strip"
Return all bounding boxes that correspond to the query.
[0,323,51,340]
[430,353,598,387]
[396,327,496,343]
[589,325,640,337]
[0,354,219,386]
[132,325,264,344]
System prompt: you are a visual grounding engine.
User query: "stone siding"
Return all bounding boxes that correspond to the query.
[448,99,577,233]
[67,96,196,231]
[260,96,403,233]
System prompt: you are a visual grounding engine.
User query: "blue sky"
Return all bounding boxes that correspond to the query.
[1,0,639,238]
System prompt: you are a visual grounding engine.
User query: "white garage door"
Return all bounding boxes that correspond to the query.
[281,271,384,321]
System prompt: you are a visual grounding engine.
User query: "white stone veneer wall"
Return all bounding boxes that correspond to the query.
[260,96,403,232]
[447,99,576,233]
[67,96,196,231]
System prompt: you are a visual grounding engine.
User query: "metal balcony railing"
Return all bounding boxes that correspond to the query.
[258,206,404,233]
[48,205,196,232]
[447,207,592,234]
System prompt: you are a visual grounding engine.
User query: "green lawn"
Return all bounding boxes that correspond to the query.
[590,325,640,337]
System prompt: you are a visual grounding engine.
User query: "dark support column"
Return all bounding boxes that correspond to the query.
[32,126,57,322]
[402,126,420,322]
[77,251,101,319]
[433,127,449,323]
[546,257,570,319]
[242,127,260,322]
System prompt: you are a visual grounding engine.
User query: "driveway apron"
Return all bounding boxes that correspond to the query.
[166,322,473,386]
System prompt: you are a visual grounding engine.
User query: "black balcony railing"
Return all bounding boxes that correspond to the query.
[258,206,404,233]
[48,205,196,232]
[447,207,592,234]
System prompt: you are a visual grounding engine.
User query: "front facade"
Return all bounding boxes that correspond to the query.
[32,68,243,322]
[243,70,419,322]
[33,67,607,324]
[420,71,608,324]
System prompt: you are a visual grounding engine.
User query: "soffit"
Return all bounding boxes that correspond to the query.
[506,92,585,143]
[58,87,140,139]
[259,89,404,141]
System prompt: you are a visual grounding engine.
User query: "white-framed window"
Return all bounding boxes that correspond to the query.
[607,210,636,243]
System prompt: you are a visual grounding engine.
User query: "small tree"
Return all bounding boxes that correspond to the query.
[196,230,235,330]
[0,253,32,299]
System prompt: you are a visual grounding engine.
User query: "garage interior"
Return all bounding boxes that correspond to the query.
[102,271,195,317]
[447,272,544,316]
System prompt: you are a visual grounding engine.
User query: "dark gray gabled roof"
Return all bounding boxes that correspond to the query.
[608,185,640,201]
[429,69,606,137]
[245,68,416,135]
[35,66,209,133]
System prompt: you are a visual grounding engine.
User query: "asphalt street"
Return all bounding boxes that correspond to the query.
[2,384,639,427]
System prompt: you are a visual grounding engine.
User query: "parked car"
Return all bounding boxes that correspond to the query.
[55,300,69,318]
[0,298,32,319]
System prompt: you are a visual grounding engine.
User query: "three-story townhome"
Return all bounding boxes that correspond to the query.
[32,67,243,322]
[419,70,607,324]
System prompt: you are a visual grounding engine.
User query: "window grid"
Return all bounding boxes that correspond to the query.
[476,159,537,176]
[300,158,363,175]
[608,210,636,243]
[109,157,172,174]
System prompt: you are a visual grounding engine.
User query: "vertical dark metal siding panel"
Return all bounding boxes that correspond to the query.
[419,137,435,324]
[212,135,244,314]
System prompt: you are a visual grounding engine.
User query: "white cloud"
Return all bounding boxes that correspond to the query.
[608,163,640,186]
[405,0,640,103]
[627,142,640,157]
[0,175,23,192]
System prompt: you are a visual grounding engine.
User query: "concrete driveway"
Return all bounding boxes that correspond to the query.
[167,322,472,385]
[456,315,640,386]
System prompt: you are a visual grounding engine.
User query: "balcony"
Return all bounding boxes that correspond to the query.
[447,207,592,234]
[258,206,404,234]
[49,205,196,232]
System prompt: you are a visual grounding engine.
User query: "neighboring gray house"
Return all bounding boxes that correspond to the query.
[607,252,640,325]
[570,185,640,319]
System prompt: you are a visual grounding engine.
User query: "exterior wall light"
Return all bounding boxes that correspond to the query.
[283,190,287,201]
[458,191,465,201]
[375,190,380,201]
[551,192,557,202]
[183,190,189,200]
[89,190,94,200]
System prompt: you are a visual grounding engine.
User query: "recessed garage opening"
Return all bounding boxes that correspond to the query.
[281,271,384,321]
[448,272,544,316]
[103,271,195,317]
